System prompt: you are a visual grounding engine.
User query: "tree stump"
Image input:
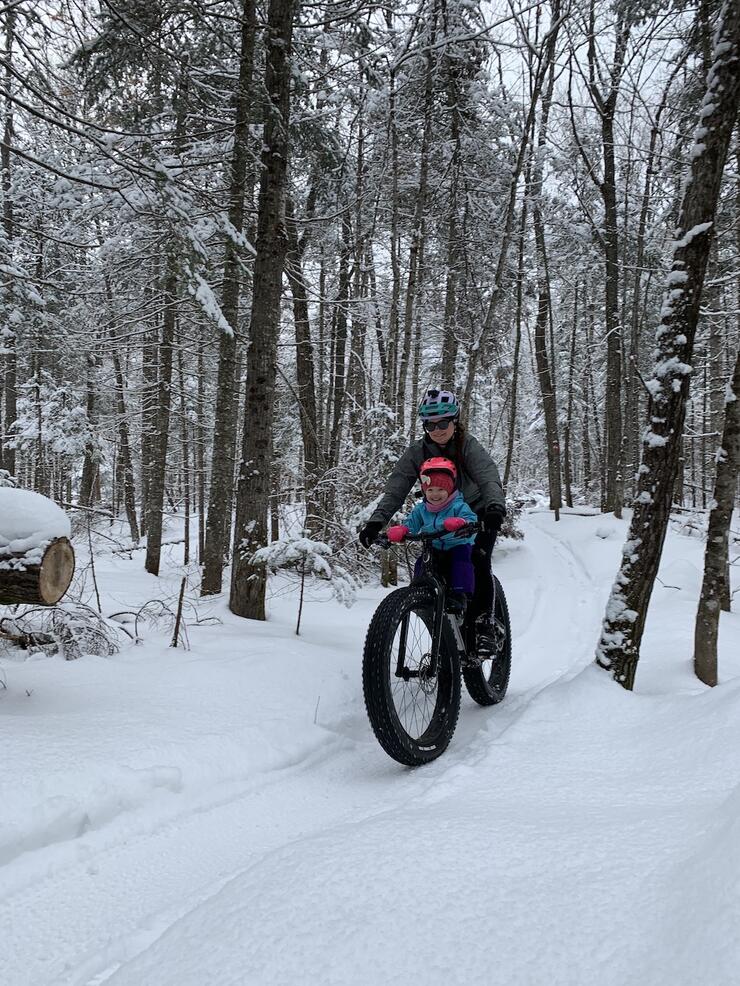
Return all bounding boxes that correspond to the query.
[0,537,76,606]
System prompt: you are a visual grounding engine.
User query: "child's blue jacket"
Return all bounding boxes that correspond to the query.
[403,491,478,550]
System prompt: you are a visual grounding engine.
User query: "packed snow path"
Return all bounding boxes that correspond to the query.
[2,511,739,986]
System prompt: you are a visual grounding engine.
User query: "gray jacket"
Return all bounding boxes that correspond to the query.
[369,433,506,526]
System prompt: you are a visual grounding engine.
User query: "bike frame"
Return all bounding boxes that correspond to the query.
[379,524,479,679]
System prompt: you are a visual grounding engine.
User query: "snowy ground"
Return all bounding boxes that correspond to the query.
[2,510,740,986]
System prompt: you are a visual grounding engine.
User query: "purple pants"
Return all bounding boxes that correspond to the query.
[413,543,475,594]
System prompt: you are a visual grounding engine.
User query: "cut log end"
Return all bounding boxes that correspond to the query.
[0,537,76,606]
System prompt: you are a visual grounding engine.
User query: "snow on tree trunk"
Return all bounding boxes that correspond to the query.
[230,0,294,621]
[694,346,740,686]
[595,0,740,690]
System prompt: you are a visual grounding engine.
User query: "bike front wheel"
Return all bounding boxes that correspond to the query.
[463,573,511,706]
[363,585,461,766]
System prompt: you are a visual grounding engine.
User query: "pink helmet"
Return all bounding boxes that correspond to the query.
[419,457,457,488]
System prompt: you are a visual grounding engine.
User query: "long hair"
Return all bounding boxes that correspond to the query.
[451,419,467,485]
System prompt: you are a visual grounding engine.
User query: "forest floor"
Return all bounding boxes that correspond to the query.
[2,508,740,986]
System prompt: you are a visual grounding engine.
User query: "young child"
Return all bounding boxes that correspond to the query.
[386,457,477,612]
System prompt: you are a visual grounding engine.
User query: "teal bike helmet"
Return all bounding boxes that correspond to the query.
[418,387,460,420]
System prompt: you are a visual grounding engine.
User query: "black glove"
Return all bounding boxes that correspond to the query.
[359,521,383,549]
[480,506,506,536]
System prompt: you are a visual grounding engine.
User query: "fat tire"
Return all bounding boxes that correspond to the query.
[463,574,511,706]
[363,585,461,766]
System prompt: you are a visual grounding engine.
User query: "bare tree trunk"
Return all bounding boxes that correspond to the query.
[440,3,462,389]
[1,8,16,477]
[396,7,436,428]
[230,0,295,620]
[109,320,140,544]
[367,241,388,388]
[580,1,631,516]
[140,312,159,534]
[178,346,191,565]
[694,346,740,686]
[79,355,99,507]
[347,104,368,444]
[286,194,319,487]
[197,324,206,564]
[201,0,257,594]
[529,20,563,516]
[564,283,578,508]
[627,77,674,498]
[145,58,191,577]
[144,267,176,576]
[329,211,351,466]
[503,194,528,489]
[385,62,401,406]
[596,1,740,689]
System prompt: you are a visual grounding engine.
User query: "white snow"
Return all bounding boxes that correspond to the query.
[0,489,71,569]
[1,510,739,986]
[188,273,235,337]
[672,222,713,250]
[644,430,669,448]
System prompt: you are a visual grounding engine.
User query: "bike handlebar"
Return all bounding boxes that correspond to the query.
[376,522,480,548]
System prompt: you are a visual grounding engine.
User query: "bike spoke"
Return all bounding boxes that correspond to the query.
[390,610,437,740]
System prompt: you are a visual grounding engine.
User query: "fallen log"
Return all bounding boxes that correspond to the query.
[0,537,76,606]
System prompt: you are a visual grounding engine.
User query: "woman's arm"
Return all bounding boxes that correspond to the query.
[464,436,506,513]
[368,445,420,525]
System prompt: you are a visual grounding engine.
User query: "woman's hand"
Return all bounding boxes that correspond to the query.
[359,521,383,548]
[480,505,506,535]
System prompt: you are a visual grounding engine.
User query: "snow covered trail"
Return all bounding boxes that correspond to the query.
[1,511,739,986]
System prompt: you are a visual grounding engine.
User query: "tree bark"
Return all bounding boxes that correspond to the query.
[145,56,191,576]
[503,188,529,490]
[230,0,295,620]
[564,283,578,508]
[385,64,401,406]
[329,210,351,466]
[201,0,257,594]
[144,266,176,576]
[694,346,740,685]
[595,0,740,689]
[1,7,16,477]
[529,12,563,516]
[396,7,435,429]
[285,195,320,491]
[78,355,99,507]
[109,329,140,545]
[584,3,630,517]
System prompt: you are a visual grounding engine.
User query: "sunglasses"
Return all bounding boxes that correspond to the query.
[423,418,455,433]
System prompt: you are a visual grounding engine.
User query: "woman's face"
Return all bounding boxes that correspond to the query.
[424,418,455,446]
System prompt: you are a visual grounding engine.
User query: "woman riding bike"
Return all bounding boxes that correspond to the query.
[359,387,506,655]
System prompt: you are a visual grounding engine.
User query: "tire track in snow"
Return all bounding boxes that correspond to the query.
[5,513,607,986]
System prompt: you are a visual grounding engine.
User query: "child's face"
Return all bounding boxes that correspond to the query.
[425,485,449,504]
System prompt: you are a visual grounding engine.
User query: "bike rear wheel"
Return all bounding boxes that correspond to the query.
[463,573,511,706]
[363,585,461,766]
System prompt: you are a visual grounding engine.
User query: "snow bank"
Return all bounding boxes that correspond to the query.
[0,489,71,569]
